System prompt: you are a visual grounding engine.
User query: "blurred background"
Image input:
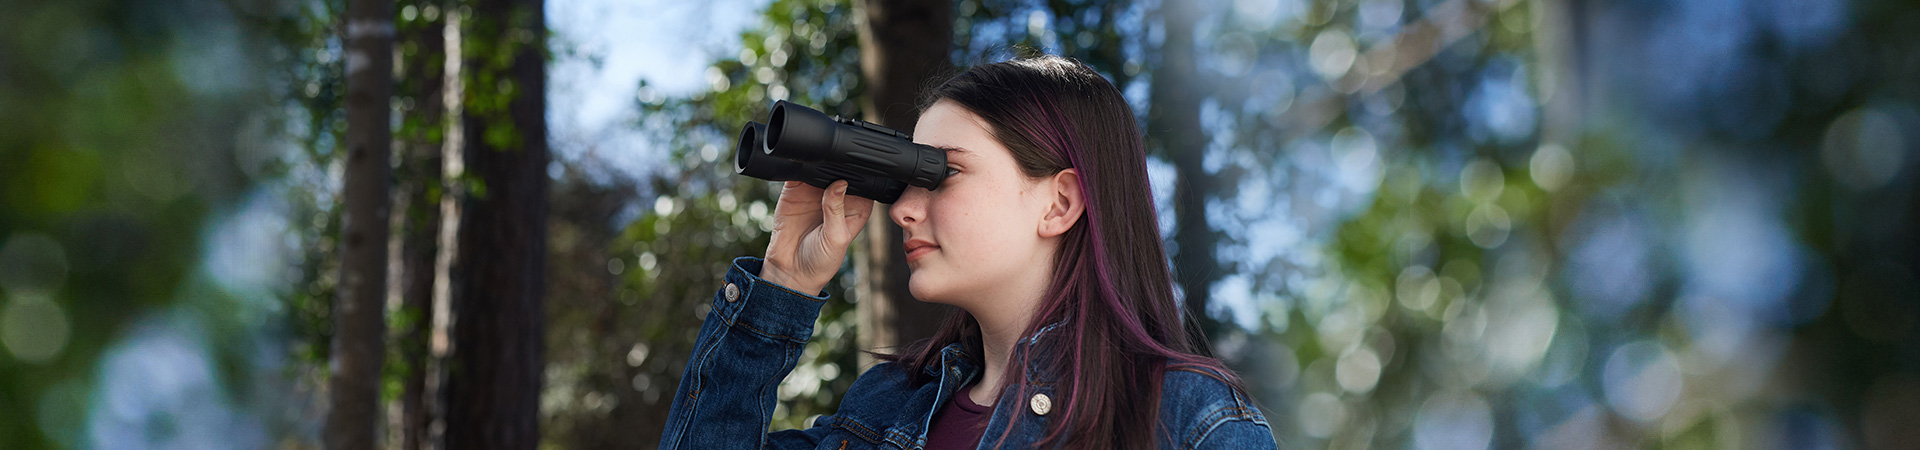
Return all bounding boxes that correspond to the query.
[2,0,1918,448]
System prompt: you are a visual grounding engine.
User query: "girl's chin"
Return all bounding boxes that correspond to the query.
[905,277,949,304]
[906,286,937,303]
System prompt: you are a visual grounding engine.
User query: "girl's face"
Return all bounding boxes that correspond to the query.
[890,100,1063,308]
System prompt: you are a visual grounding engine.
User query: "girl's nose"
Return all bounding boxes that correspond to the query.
[890,186,929,226]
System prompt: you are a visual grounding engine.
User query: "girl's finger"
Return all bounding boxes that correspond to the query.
[842,196,874,236]
[819,181,850,244]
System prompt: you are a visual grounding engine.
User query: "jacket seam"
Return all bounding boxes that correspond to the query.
[828,417,887,445]
[1181,406,1267,449]
[687,320,731,403]
[756,341,799,449]
[668,305,732,449]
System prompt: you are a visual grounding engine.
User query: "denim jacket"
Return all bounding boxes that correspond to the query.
[658,257,1278,449]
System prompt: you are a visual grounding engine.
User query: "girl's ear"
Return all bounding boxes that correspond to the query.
[1038,169,1085,238]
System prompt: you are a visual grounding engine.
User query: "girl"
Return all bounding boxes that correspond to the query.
[660,55,1276,449]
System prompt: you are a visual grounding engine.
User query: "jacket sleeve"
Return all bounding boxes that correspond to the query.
[658,257,839,450]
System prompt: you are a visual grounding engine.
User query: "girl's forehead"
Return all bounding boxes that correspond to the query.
[916,102,1007,160]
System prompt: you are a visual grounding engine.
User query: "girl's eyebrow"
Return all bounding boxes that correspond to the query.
[931,145,973,159]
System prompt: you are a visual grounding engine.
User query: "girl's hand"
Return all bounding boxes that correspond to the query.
[760,180,874,295]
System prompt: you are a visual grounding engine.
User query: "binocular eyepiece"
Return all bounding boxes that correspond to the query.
[735,100,952,203]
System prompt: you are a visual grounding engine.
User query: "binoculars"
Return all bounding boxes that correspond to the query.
[735,101,952,203]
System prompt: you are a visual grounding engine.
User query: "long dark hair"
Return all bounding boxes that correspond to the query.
[881,55,1246,449]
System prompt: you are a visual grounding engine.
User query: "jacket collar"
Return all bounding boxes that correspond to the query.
[922,317,1071,385]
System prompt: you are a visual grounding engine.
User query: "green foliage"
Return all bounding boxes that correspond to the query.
[259,0,348,386]
[0,0,285,447]
[1200,1,1920,448]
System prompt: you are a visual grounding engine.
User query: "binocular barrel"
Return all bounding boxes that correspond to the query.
[734,101,950,203]
[736,122,910,204]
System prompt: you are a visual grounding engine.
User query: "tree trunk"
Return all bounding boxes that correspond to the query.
[852,0,954,365]
[326,0,396,447]
[391,2,448,449]
[1532,0,1588,145]
[427,8,465,450]
[1148,0,1225,341]
[444,0,548,447]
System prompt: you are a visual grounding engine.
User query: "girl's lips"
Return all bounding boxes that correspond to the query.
[904,240,938,263]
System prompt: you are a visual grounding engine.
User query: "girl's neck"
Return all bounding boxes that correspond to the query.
[954,251,1054,406]
[967,311,1027,406]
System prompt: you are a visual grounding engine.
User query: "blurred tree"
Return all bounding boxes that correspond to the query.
[1148,0,1229,341]
[386,0,451,449]
[325,0,397,448]
[851,0,957,366]
[538,155,646,448]
[442,0,548,447]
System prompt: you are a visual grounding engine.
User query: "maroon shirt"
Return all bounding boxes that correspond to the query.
[924,382,991,450]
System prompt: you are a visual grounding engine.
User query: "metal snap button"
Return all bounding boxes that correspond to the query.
[1029,393,1052,416]
[725,283,741,302]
